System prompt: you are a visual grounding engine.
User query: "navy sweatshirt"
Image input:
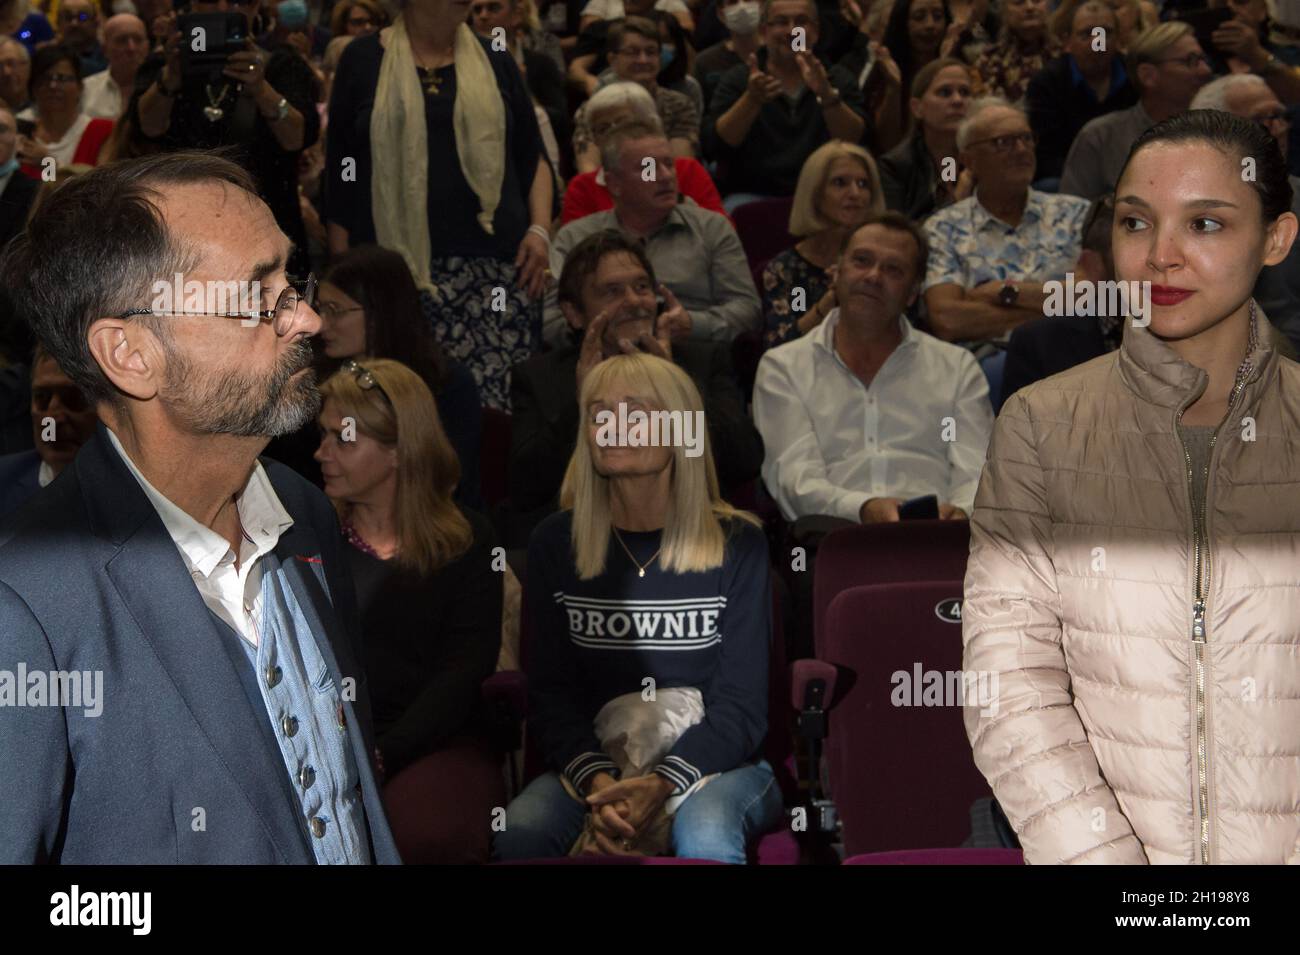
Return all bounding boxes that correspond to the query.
[526,510,771,795]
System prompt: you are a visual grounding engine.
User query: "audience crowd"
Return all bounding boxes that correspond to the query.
[4,0,1300,865]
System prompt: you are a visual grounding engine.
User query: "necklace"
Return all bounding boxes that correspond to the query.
[411,41,454,96]
[611,527,662,578]
[342,520,383,559]
[203,82,231,122]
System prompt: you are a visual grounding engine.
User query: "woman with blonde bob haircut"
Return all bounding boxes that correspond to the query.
[761,140,885,350]
[316,358,505,863]
[495,353,782,862]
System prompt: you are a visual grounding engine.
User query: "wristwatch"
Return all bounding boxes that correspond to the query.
[997,281,1020,307]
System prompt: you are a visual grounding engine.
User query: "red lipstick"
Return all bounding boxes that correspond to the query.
[1150,285,1194,306]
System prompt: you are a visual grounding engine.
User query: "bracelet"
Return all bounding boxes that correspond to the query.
[528,224,550,244]
[817,92,842,109]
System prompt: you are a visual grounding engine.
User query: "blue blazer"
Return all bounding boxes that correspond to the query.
[0,422,402,864]
[0,450,40,523]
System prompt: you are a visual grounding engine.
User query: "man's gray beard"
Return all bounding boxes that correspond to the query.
[162,340,322,438]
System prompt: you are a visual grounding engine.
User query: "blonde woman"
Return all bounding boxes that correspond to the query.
[494,352,781,862]
[761,139,885,350]
[315,358,505,863]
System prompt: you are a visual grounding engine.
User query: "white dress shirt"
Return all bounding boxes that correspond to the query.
[81,68,128,119]
[753,308,994,522]
[106,428,295,647]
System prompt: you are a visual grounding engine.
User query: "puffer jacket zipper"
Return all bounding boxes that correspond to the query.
[1178,371,1249,865]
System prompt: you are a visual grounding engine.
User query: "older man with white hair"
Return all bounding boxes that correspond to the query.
[1191,73,1300,354]
[923,95,1090,346]
[81,13,147,119]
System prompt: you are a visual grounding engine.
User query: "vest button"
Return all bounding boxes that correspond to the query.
[281,715,298,737]
[265,665,281,689]
[298,765,316,790]
[309,816,326,838]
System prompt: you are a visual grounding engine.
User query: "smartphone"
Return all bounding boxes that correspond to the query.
[1171,7,1233,53]
[177,12,249,81]
[898,494,939,521]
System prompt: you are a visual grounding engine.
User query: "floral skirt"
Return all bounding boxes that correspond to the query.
[419,255,542,411]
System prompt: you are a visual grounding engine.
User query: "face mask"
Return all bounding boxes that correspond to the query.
[0,157,18,178]
[723,1,762,35]
[277,0,309,30]
[660,46,676,68]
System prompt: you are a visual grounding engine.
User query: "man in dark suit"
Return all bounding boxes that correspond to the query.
[0,151,400,863]
[0,342,99,521]
[510,229,762,535]
[0,105,38,251]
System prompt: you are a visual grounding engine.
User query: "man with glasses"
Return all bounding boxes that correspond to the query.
[1060,21,1211,200]
[571,16,698,162]
[923,97,1091,350]
[1026,0,1136,185]
[1192,73,1300,356]
[55,0,107,75]
[0,343,98,522]
[135,0,319,276]
[0,151,400,864]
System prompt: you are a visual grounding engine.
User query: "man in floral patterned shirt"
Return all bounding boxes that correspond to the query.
[922,97,1090,345]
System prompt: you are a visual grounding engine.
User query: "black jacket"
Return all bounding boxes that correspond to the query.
[1026,55,1136,183]
[1002,315,1110,408]
[0,171,37,253]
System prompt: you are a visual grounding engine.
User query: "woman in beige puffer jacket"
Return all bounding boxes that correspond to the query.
[963,110,1300,864]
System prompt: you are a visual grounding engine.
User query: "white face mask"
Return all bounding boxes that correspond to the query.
[723,1,762,35]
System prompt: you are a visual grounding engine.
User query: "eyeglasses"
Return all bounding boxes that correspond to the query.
[1081,192,1114,240]
[62,11,94,22]
[1253,109,1291,130]
[1156,52,1210,69]
[40,73,79,88]
[342,359,392,405]
[32,385,89,413]
[615,44,660,59]
[317,301,365,320]
[119,274,317,337]
[965,131,1036,153]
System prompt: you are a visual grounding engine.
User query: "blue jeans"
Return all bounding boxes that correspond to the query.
[493,760,784,864]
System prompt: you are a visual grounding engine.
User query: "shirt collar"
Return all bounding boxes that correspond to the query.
[105,426,294,578]
[972,187,1046,231]
[813,307,916,363]
[37,459,54,488]
[1067,54,1128,99]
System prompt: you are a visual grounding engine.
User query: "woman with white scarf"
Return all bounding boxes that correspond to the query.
[326,0,554,411]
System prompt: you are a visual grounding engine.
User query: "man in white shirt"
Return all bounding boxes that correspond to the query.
[754,211,994,524]
[81,13,148,119]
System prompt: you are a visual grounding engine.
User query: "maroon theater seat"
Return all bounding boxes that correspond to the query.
[480,407,512,509]
[812,520,970,658]
[731,196,794,274]
[843,848,1023,865]
[821,580,991,857]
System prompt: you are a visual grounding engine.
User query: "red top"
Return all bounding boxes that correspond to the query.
[20,117,114,180]
[561,157,732,226]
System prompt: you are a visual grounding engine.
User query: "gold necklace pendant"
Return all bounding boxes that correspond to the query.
[418,66,441,95]
[612,528,661,578]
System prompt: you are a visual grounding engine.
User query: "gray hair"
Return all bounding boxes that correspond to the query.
[956,95,1021,150]
[598,118,667,175]
[585,81,659,124]
[0,35,31,62]
[1190,73,1270,114]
